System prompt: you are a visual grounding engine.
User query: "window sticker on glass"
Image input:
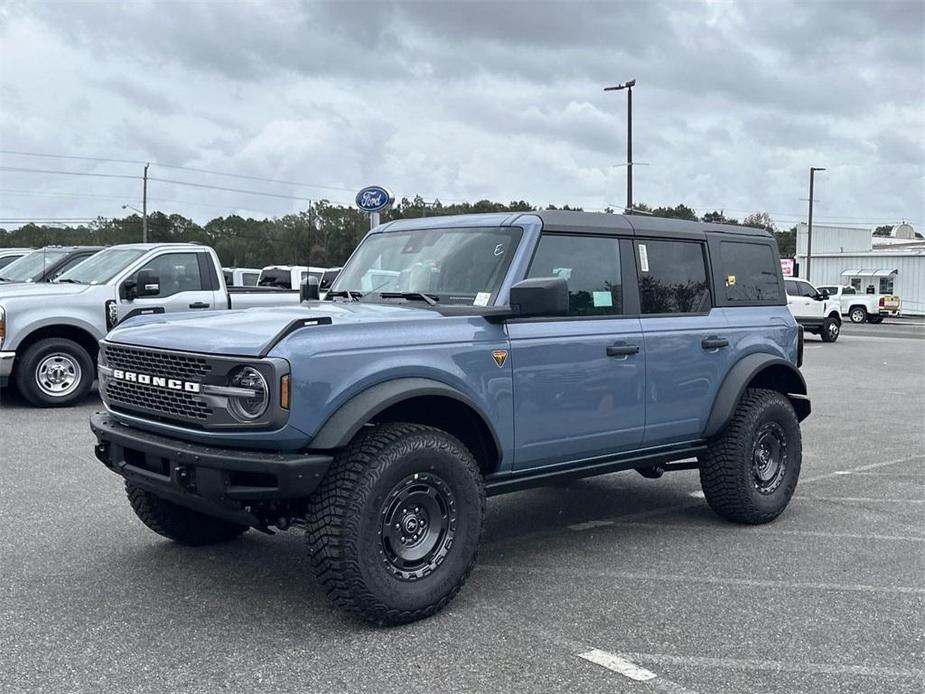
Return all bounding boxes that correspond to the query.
[473,292,492,306]
[592,291,613,308]
[639,244,649,272]
[726,275,736,286]
[553,267,572,280]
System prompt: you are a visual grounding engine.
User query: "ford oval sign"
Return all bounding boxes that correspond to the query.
[355,186,394,213]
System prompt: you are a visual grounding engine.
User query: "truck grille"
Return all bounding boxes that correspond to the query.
[105,380,212,421]
[103,344,212,381]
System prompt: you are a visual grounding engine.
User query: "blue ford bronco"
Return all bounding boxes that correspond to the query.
[91,211,810,625]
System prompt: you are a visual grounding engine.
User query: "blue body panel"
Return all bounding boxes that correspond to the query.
[102,212,801,468]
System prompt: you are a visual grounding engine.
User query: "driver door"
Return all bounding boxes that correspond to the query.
[119,251,218,320]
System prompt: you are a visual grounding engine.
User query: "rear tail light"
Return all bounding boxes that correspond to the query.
[879,297,885,307]
[797,326,804,368]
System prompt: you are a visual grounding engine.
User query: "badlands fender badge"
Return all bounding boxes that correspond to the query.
[491,350,508,368]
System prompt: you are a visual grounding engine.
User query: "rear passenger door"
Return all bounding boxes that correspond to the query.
[636,238,732,445]
[508,233,645,470]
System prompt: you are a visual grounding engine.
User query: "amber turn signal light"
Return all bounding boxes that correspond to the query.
[280,374,290,409]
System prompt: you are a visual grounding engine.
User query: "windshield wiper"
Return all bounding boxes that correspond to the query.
[0,277,9,282]
[378,291,439,306]
[325,290,363,301]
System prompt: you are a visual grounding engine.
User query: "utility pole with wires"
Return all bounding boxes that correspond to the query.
[142,162,149,243]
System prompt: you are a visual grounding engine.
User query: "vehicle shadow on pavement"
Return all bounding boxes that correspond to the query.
[0,385,102,409]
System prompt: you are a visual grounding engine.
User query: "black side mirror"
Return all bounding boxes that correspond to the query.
[300,275,320,302]
[133,269,161,297]
[508,277,569,318]
[819,289,829,300]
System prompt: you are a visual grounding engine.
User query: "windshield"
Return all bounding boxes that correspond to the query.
[332,226,523,304]
[0,254,25,270]
[55,247,147,285]
[0,248,69,282]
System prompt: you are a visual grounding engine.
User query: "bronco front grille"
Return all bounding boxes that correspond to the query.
[103,344,212,381]
[105,380,212,421]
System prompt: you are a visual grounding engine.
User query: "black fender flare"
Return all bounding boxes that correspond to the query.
[703,355,810,439]
[309,377,503,454]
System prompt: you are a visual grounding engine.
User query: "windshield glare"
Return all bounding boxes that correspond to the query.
[332,227,522,303]
[56,247,147,285]
[0,249,69,281]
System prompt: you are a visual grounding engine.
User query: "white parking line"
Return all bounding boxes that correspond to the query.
[568,520,615,531]
[794,495,925,504]
[578,649,657,681]
[802,454,924,484]
[606,520,925,543]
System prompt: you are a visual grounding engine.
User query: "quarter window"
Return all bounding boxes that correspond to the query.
[716,241,783,304]
[637,240,709,314]
[527,234,623,316]
[134,253,205,298]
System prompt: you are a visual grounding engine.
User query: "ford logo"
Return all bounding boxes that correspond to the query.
[355,185,394,213]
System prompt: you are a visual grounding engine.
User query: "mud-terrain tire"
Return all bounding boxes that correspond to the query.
[306,423,485,626]
[126,483,248,545]
[849,306,867,323]
[820,315,840,342]
[698,388,801,524]
[15,337,94,407]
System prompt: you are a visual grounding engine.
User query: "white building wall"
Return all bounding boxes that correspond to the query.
[795,252,925,315]
[796,223,871,256]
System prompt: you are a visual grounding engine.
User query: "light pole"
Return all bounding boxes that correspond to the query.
[142,163,149,243]
[122,204,146,242]
[806,167,825,282]
[604,78,636,213]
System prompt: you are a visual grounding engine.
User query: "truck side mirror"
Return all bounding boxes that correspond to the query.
[300,275,320,302]
[132,269,161,298]
[819,289,830,300]
[509,277,569,318]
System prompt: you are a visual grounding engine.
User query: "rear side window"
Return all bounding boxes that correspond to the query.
[636,240,709,314]
[527,234,623,316]
[717,241,783,304]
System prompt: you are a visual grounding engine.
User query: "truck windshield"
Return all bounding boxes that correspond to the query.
[55,247,147,285]
[331,227,523,304]
[0,248,69,282]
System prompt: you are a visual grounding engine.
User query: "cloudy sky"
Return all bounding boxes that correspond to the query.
[0,0,922,229]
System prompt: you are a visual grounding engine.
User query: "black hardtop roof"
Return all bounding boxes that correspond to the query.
[520,210,771,239]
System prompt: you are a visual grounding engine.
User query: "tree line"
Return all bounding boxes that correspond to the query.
[0,196,798,266]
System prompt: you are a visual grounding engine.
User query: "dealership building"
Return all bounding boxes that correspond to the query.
[794,223,925,316]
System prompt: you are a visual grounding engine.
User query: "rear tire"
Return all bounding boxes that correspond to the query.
[15,337,94,407]
[820,315,840,342]
[849,306,867,323]
[306,423,485,626]
[867,315,884,324]
[126,483,248,545]
[698,388,802,524]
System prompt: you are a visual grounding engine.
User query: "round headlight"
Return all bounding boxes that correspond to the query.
[227,366,269,421]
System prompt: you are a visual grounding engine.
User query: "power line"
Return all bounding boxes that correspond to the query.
[0,165,140,180]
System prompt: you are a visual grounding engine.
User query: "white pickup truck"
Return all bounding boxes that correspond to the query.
[0,243,300,407]
[816,284,900,324]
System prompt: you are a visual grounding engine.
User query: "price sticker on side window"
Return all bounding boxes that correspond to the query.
[638,244,649,272]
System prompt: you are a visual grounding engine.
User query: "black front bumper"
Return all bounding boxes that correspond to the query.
[91,413,333,527]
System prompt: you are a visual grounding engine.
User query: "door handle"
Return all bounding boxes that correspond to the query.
[701,336,729,350]
[189,302,211,309]
[606,342,640,357]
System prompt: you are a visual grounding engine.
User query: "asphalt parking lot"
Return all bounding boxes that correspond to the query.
[1,322,923,694]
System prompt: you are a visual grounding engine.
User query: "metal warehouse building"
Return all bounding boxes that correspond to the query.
[796,223,925,316]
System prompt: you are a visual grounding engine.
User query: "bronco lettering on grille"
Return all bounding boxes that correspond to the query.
[111,369,201,393]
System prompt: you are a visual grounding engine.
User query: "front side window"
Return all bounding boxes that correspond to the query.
[133,253,204,297]
[527,234,623,316]
[637,240,709,314]
[716,241,783,304]
[333,226,523,304]
[842,286,856,295]
[0,254,25,270]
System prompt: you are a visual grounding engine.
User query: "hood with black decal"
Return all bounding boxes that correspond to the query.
[105,302,444,357]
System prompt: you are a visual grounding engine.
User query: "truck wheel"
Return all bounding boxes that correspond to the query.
[820,316,840,342]
[15,337,94,407]
[126,483,248,545]
[698,388,801,525]
[867,315,884,324]
[849,306,867,323]
[306,423,485,626]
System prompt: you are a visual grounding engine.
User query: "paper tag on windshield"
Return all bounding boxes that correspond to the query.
[638,244,649,272]
[473,292,491,306]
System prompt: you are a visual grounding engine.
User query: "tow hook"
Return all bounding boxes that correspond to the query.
[175,465,197,492]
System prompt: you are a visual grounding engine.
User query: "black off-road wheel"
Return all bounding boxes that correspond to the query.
[698,388,802,524]
[15,337,95,407]
[306,423,485,626]
[126,483,248,545]
[820,315,840,342]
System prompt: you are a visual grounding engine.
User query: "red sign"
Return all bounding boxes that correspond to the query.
[780,258,795,277]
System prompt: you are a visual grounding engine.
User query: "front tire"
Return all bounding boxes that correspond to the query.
[14,337,94,407]
[306,423,485,626]
[849,306,867,323]
[698,388,802,524]
[820,315,840,342]
[126,483,248,545]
